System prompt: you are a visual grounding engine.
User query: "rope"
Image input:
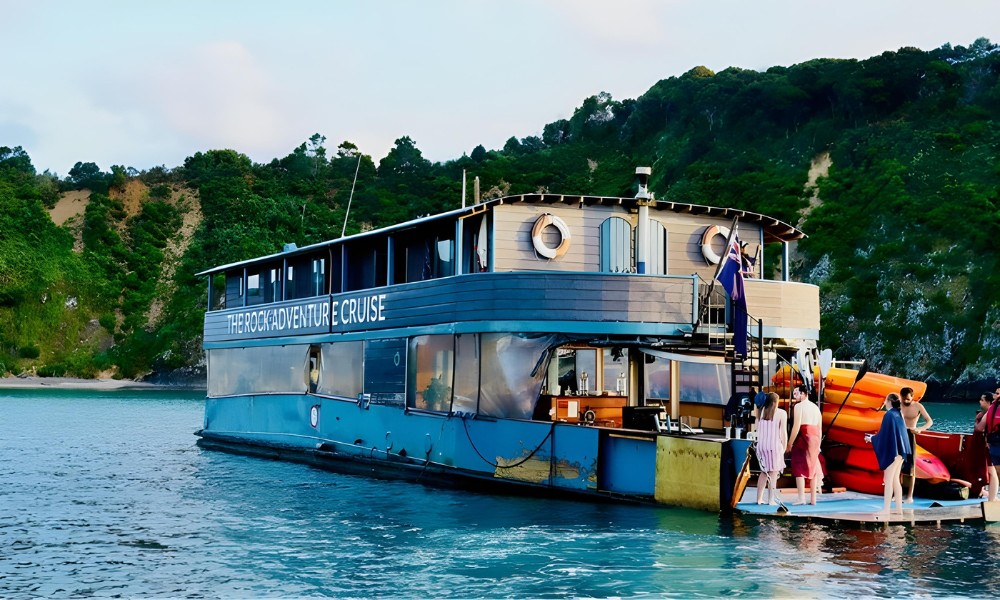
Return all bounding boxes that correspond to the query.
[461,416,556,469]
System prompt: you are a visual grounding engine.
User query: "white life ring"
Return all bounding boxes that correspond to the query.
[531,213,571,259]
[700,225,731,264]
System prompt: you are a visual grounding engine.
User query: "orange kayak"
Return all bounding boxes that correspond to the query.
[821,403,881,432]
[772,365,927,411]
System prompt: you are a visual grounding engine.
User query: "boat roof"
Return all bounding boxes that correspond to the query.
[197,193,805,276]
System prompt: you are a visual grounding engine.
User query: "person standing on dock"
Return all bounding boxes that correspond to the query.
[869,392,911,514]
[975,388,1000,501]
[786,384,822,505]
[755,392,788,504]
[899,386,933,503]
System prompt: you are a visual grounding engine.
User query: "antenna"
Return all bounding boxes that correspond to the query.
[340,153,363,238]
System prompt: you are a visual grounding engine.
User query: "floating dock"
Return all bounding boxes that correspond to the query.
[737,487,990,524]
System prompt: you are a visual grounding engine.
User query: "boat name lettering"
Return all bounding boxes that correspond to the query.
[227,301,331,334]
[331,293,386,326]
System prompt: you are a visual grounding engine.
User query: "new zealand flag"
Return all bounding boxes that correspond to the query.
[717,238,748,357]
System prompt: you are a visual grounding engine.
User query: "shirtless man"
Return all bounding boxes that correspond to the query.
[786,384,823,505]
[899,386,933,503]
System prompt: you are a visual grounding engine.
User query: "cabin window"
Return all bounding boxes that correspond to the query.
[346,241,387,292]
[225,272,243,308]
[452,333,480,413]
[407,335,454,412]
[286,254,328,300]
[646,220,668,275]
[602,348,629,395]
[644,355,672,400]
[317,341,364,399]
[246,264,282,306]
[363,338,406,407]
[394,236,433,283]
[206,345,309,397]
[478,333,554,419]
[600,216,633,273]
[460,214,489,274]
[308,345,321,393]
[679,361,731,405]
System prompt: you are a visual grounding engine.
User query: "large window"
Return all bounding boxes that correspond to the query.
[478,333,553,419]
[452,334,480,413]
[678,361,731,405]
[407,335,454,412]
[207,345,310,397]
[644,355,671,400]
[317,341,364,399]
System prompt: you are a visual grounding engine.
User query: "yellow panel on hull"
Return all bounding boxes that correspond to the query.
[654,436,721,511]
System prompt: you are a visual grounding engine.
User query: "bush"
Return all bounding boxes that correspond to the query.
[17,344,40,359]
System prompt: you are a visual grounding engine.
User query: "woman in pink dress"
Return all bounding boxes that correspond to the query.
[755,392,787,504]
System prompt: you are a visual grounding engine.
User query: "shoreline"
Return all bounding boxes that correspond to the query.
[0,375,205,391]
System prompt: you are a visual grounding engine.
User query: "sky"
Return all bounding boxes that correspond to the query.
[1,0,997,176]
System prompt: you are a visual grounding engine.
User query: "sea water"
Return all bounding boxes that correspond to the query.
[1,389,998,598]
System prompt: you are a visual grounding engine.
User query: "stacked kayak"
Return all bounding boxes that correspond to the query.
[771,364,950,495]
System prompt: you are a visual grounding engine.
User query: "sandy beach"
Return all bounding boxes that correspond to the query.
[0,376,204,391]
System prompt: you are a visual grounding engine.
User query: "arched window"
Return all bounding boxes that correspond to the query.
[600,216,632,273]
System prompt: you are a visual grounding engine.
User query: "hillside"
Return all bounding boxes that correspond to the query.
[1,38,998,398]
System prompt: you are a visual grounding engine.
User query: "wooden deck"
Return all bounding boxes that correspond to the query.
[736,486,988,524]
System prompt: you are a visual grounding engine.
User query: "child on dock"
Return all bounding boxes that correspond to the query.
[755,393,788,505]
[869,392,911,514]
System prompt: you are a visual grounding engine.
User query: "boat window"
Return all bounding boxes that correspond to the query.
[346,240,387,292]
[286,254,327,300]
[600,216,632,273]
[394,236,433,283]
[602,347,629,395]
[225,271,244,308]
[317,341,364,399]
[246,263,282,306]
[644,355,671,400]
[407,335,454,412]
[206,345,310,397]
[460,214,489,274]
[364,338,406,407]
[478,333,554,420]
[646,220,668,275]
[679,361,731,405]
[452,334,480,413]
[308,345,320,393]
[575,348,598,394]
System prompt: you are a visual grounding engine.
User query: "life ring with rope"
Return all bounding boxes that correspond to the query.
[531,213,571,259]
[700,225,731,264]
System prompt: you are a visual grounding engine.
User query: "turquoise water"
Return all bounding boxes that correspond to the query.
[1,390,998,598]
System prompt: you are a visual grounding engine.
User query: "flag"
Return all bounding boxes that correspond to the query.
[717,237,748,357]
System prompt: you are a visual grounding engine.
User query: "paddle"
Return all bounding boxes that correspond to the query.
[821,359,870,443]
[731,443,754,509]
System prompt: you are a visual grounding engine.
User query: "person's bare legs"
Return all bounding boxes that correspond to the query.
[906,466,916,503]
[767,471,778,504]
[988,465,998,502]
[809,475,819,505]
[882,456,904,513]
[756,471,768,504]
[890,456,905,513]
[793,476,806,505]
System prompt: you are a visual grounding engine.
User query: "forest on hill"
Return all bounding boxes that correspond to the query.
[1,38,998,398]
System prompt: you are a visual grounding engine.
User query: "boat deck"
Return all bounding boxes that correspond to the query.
[736,486,987,524]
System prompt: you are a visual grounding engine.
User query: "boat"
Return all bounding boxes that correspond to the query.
[194,166,826,511]
[193,165,987,513]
